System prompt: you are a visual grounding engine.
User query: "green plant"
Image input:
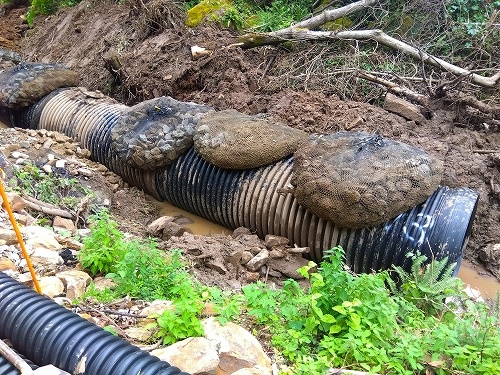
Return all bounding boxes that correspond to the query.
[9,162,94,214]
[390,252,463,316]
[26,0,84,25]
[78,210,126,275]
[241,247,500,374]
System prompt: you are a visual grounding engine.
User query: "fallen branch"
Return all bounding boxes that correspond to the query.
[447,92,500,119]
[0,339,34,375]
[239,28,500,88]
[357,70,429,106]
[21,194,75,219]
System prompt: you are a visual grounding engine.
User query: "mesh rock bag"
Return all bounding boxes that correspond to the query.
[291,131,444,228]
[0,62,80,109]
[193,109,308,170]
[111,96,213,170]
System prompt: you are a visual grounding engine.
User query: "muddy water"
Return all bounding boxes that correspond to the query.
[458,260,500,299]
[150,198,230,236]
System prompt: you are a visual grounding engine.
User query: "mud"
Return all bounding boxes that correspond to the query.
[0,0,499,282]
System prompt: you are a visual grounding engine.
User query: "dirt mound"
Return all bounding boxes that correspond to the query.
[1,0,499,279]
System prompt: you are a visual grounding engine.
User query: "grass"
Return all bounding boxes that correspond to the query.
[78,211,500,374]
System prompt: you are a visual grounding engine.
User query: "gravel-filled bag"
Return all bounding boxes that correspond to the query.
[0,62,80,108]
[193,109,308,170]
[111,96,213,170]
[291,131,444,228]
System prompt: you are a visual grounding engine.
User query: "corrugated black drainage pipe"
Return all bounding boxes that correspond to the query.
[12,91,480,274]
[0,272,189,375]
[157,148,479,274]
[0,350,38,375]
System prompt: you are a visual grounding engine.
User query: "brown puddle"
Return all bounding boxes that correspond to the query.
[151,199,231,237]
[458,260,500,299]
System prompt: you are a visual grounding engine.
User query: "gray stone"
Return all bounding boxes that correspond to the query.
[245,250,269,272]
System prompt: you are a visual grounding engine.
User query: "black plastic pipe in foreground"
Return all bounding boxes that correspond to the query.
[0,349,38,375]
[10,89,480,274]
[0,272,189,375]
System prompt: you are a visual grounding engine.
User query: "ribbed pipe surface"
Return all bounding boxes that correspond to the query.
[0,351,38,375]
[0,272,187,375]
[12,90,480,273]
[157,148,479,273]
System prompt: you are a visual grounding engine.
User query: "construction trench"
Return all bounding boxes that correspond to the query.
[0,63,479,374]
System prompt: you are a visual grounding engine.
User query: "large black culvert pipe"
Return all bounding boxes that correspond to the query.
[156,148,479,274]
[10,89,479,274]
[0,272,188,375]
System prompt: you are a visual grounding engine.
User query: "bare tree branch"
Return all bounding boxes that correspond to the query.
[357,70,429,106]
[239,29,500,88]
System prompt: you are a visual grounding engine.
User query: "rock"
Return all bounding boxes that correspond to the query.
[153,337,220,375]
[225,364,271,375]
[0,257,17,272]
[479,243,500,278]
[383,93,425,124]
[264,235,289,249]
[269,255,310,279]
[123,326,153,342]
[92,276,116,291]
[240,251,253,265]
[206,260,228,275]
[140,300,174,320]
[0,228,17,245]
[202,317,272,372]
[39,276,65,298]
[269,249,285,259]
[33,364,71,375]
[0,191,26,212]
[76,167,92,177]
[147,216,175,236]
[53,216,76,233]
[245,250,269,272]
[31,248,63,270]
[245,272,260,283]
[22,226,62,250]
[162,221,187,240]
[232,227,251,238]
[56,270,91,300]
[17,272,34,287]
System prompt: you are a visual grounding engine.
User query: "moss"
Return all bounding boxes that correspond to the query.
[320,17,353,31]
[185,0,232,28]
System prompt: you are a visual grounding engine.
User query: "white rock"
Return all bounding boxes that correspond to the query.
[22,226,62,250]
[56,270,91,300]
[152,337,220,374]
[39,276,65,298]
[202,317,272,370]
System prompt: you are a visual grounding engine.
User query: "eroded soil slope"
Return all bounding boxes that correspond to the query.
[1,0,499,277]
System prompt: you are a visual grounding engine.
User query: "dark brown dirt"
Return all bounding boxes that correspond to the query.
[1,0,499,281]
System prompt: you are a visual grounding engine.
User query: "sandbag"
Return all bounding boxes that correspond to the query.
[193,109,308,170]
[0,62,80,108]
[291,131,444,228]
[111,96,212,170]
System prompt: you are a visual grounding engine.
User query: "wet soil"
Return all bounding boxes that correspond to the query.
[1,0,499,283]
